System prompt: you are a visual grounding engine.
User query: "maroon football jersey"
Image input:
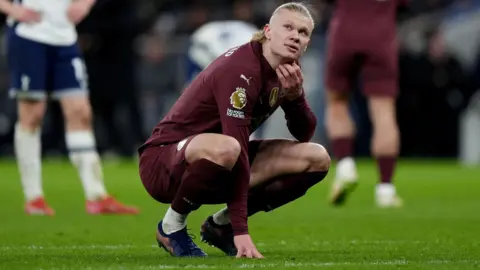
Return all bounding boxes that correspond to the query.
[140,41,316,234]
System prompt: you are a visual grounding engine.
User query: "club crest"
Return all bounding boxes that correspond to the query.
[269,87,279,107]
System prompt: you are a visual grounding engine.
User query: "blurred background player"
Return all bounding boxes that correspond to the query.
[0,0,138,215]
[325,0,406,207]
[186,20,258,83]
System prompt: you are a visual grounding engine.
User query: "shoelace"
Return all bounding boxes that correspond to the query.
[171,229,201,255]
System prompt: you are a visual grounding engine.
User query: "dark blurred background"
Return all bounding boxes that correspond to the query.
[0,0,479,164]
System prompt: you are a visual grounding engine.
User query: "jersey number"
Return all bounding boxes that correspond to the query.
[71,58,88,90]
[224,46,240,57]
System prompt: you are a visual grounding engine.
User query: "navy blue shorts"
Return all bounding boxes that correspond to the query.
[6,27,88,100]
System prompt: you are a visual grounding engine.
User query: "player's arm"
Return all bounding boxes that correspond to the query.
[281,90,317,142]
[0,0,13,14]
[0,0,40,23]
[68,0,96,24]
[277,63,317,142]
[214,64,263,258]
[213,66,259,236]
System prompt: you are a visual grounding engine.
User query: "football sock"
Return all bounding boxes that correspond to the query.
[171,159,232,214]
[331,137,354,160]
[247,171,328,216]
[14,123,43,201]
[376,156,397,184]
[162,206,188,234]
[66,131,107,201]
[212,207,230,226]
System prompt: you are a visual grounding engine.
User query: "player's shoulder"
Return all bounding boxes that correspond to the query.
[211,42,262,79]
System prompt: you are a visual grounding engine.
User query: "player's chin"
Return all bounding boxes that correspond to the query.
[281,52,300,63]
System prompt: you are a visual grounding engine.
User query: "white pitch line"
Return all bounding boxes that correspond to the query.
[0,240,430,251]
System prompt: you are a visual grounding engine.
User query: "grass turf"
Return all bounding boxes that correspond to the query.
[0,159,479,269]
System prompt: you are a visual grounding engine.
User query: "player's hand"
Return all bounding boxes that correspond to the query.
[9,5,41,24]
[276,62,303,101]
[233,234,264,259]
[67,0,93,24]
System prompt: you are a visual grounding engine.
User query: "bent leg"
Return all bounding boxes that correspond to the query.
[246,139,330,215]
[208,139,330,222]
[144,133,241,257]
[201,139,330,256]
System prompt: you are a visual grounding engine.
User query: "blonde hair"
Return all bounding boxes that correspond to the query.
[251,2,315,43]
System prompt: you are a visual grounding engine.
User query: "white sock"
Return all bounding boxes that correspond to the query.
[66,131,107,201]
[14,123,43,201]
[162,206,188,234]
[212,207,230,225]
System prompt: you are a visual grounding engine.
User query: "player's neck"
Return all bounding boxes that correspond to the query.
[262,43,282,70]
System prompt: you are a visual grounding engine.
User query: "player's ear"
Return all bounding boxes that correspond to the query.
[264,24,271,40]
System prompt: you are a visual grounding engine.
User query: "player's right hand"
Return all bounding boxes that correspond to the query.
[276,62,304,101]
[10,5,41,24]
[233,234,264,259]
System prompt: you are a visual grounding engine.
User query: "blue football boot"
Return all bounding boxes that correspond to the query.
[156,220,207,257]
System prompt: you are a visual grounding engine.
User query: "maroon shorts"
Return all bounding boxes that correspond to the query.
[138,136,263,204]
[325,36,399,97]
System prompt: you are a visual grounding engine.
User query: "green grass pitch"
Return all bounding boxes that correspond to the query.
[0,159,479,269]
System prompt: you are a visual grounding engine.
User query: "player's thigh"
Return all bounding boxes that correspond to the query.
[361,42,398,97]
[51,44,88,100]
[184,133,241,168]
[52,44,92,121]
[138,137,196,203]
[6,28,48,101]
[325,37,357,96]
[249,139,330,187]
[17,99,47,127]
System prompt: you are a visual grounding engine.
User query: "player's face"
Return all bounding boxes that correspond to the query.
[265,10,313,62]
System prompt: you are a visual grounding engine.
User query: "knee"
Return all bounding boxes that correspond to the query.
[18,102,46,131]
[202,136,241,169]
[303,143,331,172]
[63,100,92,128]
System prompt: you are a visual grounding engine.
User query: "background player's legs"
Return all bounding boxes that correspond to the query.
[53,45,137,214]
[15,99,54,215]
[324,40,360,206]
[59,94,138,215]
[325,91,359,205]
[7,31,53,215]
[208,140,330,225]
[363,44,402,208]
[367,96,401,207]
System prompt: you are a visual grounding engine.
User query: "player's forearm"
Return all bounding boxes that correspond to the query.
[227,160,249,236]
[283,93,317,142]
[76,0,95,9]
[0,0,14,15]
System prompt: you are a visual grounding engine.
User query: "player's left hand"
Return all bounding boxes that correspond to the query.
[276,62,303,101]
[67,0,93,24]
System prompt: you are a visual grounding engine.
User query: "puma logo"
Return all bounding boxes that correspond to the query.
[240,74,252,85]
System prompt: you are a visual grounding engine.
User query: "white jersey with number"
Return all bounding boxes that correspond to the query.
[188,21,259,69]
[8,0,77,46]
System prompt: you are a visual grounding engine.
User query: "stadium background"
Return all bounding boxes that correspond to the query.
[0,0,479,162]
[0,1,479,269]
